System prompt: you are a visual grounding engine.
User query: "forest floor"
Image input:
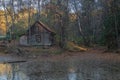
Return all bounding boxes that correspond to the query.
[0,46,120,63]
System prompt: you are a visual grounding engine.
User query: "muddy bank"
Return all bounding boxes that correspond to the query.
[0,47,120,63]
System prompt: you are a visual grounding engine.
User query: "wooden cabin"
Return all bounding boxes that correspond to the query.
[19,21,55,46]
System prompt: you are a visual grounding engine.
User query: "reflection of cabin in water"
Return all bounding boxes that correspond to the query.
[19,21,55,46]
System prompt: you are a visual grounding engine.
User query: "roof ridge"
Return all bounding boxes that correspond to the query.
[37,21,55,33]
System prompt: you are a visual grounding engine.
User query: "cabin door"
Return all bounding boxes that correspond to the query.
[36,34,41,43]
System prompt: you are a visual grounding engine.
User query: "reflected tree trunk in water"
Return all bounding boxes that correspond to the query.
[11,64,16,80]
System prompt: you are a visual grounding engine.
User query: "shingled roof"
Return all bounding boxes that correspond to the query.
[27,21,55,34]
[36,21,55,33]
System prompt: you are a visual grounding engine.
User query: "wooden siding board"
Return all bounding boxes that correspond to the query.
[25,21,55,46]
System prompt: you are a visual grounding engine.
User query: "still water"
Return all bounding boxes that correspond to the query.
[0,59,120,80]
[0,64,29,80]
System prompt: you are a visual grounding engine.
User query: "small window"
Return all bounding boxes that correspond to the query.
[36,35,41,43]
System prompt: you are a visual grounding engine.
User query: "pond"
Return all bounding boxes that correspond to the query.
[0,58,120,80]
[0,63,29,80]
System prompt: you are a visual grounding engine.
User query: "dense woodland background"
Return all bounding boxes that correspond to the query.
[0,0,120,50]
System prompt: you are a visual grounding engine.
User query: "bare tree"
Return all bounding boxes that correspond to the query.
[27,0,32,44]
[57,0,69,48]
[10,0,16,41]
[2,0,9,37]
[37,0,41,21]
